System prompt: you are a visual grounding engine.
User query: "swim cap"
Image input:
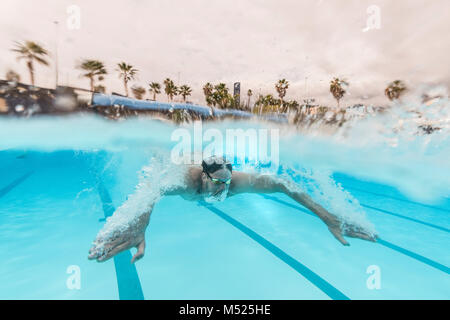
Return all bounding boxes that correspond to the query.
[201,156,232,174]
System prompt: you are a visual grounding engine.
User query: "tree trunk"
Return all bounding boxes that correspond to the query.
[89,76,94,92]
[124,79,128,97]
[27,60,34,86]
[153,92,156,101]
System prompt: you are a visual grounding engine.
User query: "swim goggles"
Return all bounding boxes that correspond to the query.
[205,171,231,185]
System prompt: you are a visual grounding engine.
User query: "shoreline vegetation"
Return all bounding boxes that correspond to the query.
[0,40,445,131]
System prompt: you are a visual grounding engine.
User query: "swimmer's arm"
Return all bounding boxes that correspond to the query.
[230,172,376,245]
[89,183,189,263]
[230,172,335,224]
[88,184,158,262]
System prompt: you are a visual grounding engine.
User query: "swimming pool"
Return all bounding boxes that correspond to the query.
[0,117,449,300]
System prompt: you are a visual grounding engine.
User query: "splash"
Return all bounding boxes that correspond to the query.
[280,86,450,202]
[234,162,376,235]
[94,152,187,241]
[279,166,376,235]
[0,85,449,205]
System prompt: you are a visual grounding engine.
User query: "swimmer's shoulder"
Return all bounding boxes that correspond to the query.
[181,164,202,193]
[185,164,202,179]
[229,171,254,194]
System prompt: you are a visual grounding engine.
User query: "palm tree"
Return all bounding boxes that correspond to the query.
[164,78,177,102]
[203,82,214,106]
[213,83,231,109]
[94,85,106,93]
[275,79,289,112]
[78,59,107,92]
[284,100,299,112]
[385,80,406,101]
[148,82,161,101]
[5,70,20,82]
[330,78,349,108]
[11,41,49,86]
[247,89,253,109]
[131,85,146,100]
[255,94,280,114]
[117,62,138,97]
[171,109,189,124]
[178,85,192,102]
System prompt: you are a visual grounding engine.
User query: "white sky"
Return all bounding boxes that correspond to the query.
[0,0,449,106]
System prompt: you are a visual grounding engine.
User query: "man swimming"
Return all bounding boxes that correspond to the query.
[88,156,377,263]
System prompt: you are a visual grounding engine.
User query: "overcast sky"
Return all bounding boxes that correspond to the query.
[0,0,449,106]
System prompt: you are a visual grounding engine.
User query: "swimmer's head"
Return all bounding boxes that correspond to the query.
[201,156,232,203]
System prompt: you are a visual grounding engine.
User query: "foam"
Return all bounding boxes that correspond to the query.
[94,153,187,241]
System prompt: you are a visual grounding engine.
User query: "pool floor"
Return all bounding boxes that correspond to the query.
[0,151,449,299]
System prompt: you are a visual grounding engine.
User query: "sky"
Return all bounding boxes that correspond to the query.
[0,0,449,106]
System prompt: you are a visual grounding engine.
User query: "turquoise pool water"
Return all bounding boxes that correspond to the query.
[0,147,449,300]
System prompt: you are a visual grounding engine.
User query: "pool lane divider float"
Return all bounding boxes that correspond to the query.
[96,181,145,300]
[0,171,33,199]
[260,194,450,275]
[92,93,289,123]
[199,201,350,300]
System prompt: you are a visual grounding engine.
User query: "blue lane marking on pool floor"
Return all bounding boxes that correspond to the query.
[342,185,450,214]
[361,204,450,233]
[97,181,145,300]
[261,194,449,234]
[200,201,350,300]
[260,195,316,218]
[377,239,450,274]
[0,171,34,199]
[260,194,450,275]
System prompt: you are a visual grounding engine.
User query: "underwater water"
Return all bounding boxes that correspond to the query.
[0,97,449,300]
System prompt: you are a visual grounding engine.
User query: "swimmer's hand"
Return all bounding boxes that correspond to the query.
[326,215,378,246]
[88,216,148,263]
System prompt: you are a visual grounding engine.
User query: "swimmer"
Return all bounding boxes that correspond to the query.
[89,156,377,263]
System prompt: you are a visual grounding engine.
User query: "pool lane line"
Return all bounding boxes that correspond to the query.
[0,148,27,158]
[261,194,450,234]
[0,171,34,199]
[341,185,450,214]
[97,181,145,300]
[260,194,450,275]
[376,239,450,274]
[361,204,450,233]
[260,195,316,218]
[200,201,350,300]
